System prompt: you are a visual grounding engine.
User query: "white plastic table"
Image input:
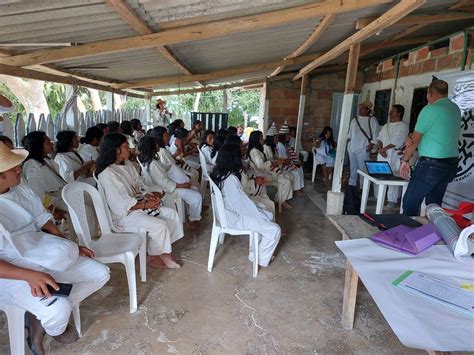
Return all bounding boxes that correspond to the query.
[357,169,409,214]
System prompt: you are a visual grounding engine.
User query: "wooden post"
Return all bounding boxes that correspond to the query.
[327,43,360,214]
[258,83,266,132]
[295,75,308,155]
[263,78,270,133]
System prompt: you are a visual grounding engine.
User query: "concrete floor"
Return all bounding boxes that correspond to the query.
[0,176,423,354]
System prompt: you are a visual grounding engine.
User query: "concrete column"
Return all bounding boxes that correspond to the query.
[263,79,270,133]
[327,43,360,215]
[295,75,308,155]
[258,83,267,132]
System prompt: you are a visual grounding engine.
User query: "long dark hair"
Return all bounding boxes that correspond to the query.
[55,130,76,154]
[131,118,141,131]
[264,134,276,155]
[148,126,167,148]
[211,143,242,188]
[80,126,103,145]
[200,129,215,148]
[248,130,264,154]
[174,127,188,139]
[319,126,336,147]
[23,131,47,164]
[167,122,179,136]
[107,121,121,133]
[211,134,226,159]
[96,133,127,175]
[121,120,133,136]
[138,136,157,168]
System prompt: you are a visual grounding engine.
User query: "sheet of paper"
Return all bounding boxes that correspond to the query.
[394,271,474,318]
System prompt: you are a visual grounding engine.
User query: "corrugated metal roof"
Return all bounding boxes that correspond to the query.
[0,0,472,91]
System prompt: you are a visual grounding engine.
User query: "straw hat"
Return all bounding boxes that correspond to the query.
[279,120,290,134]
[266,122,278,136]
[0,95,13,114]
[156,98,166,106]
[359,99,373,110]
[0,142,28,173]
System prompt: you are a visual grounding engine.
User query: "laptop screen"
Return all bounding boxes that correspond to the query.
[365,161,393,175]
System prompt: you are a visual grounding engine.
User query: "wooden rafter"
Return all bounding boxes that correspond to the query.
[0,64,146,99]
[104,0,205,86]
[294,0,426,80]
[269,14,335,78]
[152,78,265,96]
[0,0,391,67]
[356,10,474,29]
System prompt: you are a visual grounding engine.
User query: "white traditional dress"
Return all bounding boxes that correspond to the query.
[54,151,95,186]
[275,142,304,191]
[248,147,293,203]
[97,161,183,255]
[153,109,172,127]
[0,184,109,336]
[347,115,380,187]
[201,144,216,172]
[158,147,199,184]
[240,170,275,220]
[314,139,335,167]
[376,120,409,203]
[217,174,280,267]
[77,143,99,162]
[142,159,203,222]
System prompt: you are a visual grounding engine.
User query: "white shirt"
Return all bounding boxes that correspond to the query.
[153,109,172,127]
[143,159,177,194]
[22,158,66,206]
[0,184,78,271]
[347,116,380,153]
[248,148,272,171]
[54,151,95,186]
[377,120,409,168]
[263,145,276,161]
[78,143,99,162]
[276,142,288,159]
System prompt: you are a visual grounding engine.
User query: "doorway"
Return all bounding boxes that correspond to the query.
[409,87,428,132]
[374,89,392,125]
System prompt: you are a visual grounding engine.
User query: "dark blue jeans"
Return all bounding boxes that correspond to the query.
[403,158,458,216]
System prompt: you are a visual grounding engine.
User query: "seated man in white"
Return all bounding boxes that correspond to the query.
[77,126,103,162]
[210,143,281,268]
[96,133,183,269]
[0,142,110,355]
[138,136,203,229]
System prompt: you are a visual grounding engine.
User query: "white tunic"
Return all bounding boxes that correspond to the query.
[347,116,380,153]
[153,109,172,127]
[376,121,409,169]
[97,161,183,254]
[158,147,199,184]
[241,170,275,219]
[77,143,99,162]
[54,151,95,186]
[200,144,215,172]
[22,158,67,209]
[217,175,280,267]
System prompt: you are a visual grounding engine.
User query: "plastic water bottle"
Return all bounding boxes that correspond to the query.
[426,204,461,254]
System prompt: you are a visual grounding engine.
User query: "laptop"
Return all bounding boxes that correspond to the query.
[364,161,406,181]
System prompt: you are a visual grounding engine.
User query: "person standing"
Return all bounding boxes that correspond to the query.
[347,100,379,188]
[153,99,172,127]
[375,104,409,208]
[401,80,461,215]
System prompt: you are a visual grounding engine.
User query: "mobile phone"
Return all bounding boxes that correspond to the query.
[47,283,73,297]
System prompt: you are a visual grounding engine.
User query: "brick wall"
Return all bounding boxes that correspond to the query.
[364,32,473,83]
[267,71,363,151]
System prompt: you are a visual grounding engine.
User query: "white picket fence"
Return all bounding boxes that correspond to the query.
[5,108,147,147]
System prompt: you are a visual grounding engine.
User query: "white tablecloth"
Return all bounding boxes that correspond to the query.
[336,238,474,351]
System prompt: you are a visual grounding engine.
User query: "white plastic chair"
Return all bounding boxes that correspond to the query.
[197,146,210,196]
[0,303,81,355]
[137,159,186,225]
[207,179,259,277]
[62,182,147,313]
[311,147,320,183]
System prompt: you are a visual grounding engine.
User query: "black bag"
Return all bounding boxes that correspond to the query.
[343,185,361,215]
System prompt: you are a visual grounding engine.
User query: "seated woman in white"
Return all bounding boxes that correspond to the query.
[131,118,145,143]
[0,142,109,354]
[78,126,103,162]
[54,131,95,186]
[172,127,201,170]
[96,133,183,269]
[225,135,275,219]
[149,126,199,184]
[211,143,281,268]
[248,130,293,209]
[199,129,216,173]
[276,133,305,195]
[22,131,68,219]
[314,126,336,183]
[138,136,203,229]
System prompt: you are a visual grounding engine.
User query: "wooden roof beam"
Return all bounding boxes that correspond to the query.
[104,0,205,87]
[294,0,426,80]
[0,0,392,67]
[0,64,146,99]
[356,10,474,29]
[152,78,266,96]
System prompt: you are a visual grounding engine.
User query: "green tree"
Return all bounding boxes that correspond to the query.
[44,83,65,119]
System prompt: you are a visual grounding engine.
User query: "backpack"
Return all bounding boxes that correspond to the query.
[343,185,361,215]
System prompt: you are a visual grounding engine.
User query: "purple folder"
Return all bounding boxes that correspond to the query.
[371,223,441,255]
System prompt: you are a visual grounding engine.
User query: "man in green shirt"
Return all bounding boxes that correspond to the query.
[400,80,461,215]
